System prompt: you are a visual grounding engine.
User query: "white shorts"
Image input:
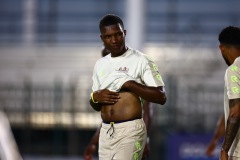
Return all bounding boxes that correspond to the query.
[99,118,147,160]
[229,156,240,160]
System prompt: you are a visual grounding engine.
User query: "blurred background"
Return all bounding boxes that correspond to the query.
[0,0,240,159]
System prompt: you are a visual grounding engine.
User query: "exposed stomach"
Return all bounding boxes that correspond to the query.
[101,91,142,122]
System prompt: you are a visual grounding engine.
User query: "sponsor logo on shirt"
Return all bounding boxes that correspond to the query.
[117,67,129,73]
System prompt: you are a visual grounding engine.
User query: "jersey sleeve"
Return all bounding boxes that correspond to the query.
[91,63,100,92]
[141,55,165,87]
[225,65,240,99]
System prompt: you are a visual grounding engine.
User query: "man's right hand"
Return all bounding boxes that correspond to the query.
[93,89,120,104]
[142,141,150,160]
[83,144,96,160]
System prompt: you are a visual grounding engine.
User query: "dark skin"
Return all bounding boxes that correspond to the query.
[219,44,240,160]
[142,100,153,160]
[221,99,240,160]
[90,23,166,121]
[84,101,153,160]
[205,115,225,157]
[88,23,166,159]
[84,47,153,160]
[100,24,127,57]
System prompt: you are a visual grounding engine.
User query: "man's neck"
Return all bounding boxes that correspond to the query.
[111,46,128,57]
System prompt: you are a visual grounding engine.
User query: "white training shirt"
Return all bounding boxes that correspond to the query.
[92,48,164,92]
[224,57,240,157]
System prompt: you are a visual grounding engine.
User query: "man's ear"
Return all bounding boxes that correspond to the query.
[219,44,224,52]
[124,30,127,36]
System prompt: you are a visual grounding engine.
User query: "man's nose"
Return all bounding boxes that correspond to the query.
[111,36,117,43]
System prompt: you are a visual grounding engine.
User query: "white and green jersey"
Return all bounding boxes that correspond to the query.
[92,48,164,92]
[224,57,240,157]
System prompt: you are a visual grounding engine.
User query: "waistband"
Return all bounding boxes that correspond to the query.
[102,117,141,124]
[101,118,144,129]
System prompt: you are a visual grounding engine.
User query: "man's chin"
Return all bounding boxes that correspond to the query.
[225,61,231,66]
[110,50,124,56]
[223,57,231,66]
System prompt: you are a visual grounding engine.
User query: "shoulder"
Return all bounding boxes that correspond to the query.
[128,48,151,62]
[225,60,240,83]
[226,58,240,74]
[95,55,110,66]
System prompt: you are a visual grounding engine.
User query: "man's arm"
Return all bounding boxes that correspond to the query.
[143,101,153,133]
[121,81,166,105]
[206,115,225,156]
[142,100,153,159]
[83,126,101,160]
[89,89,120,111]
[220,98,240,160]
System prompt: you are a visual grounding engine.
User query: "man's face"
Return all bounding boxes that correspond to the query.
[100,23,126,57]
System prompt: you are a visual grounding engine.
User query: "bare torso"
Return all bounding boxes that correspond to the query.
[101,91,142,122]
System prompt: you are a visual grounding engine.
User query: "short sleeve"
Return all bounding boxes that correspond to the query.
[92,63,100,92]
[225,65,240,99]
[141,56,164,87]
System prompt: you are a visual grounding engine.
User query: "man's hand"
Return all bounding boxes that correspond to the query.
[83,144,96,160]
[205,141,217,157]
[206,115,225,157]
[220,149,228,160]
[142,141,150,160]
[93,89,120,104]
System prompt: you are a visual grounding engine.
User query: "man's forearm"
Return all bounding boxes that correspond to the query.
[89,99,101,111]
[222,99,240,152]
[143,101,152,133]
[222,117,240,151]
[213,116,225,141]
[122,81,166,104]
[89,126,101,145]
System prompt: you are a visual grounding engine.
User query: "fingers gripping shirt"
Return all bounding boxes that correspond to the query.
[91,48,164,92]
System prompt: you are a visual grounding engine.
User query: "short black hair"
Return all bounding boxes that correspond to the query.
[218,26,240,45]
[99,14,124,32]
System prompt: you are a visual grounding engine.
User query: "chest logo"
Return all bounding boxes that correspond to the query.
[117,67,129,73]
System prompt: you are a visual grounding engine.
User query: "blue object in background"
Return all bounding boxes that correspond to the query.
[166,134,222,160]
